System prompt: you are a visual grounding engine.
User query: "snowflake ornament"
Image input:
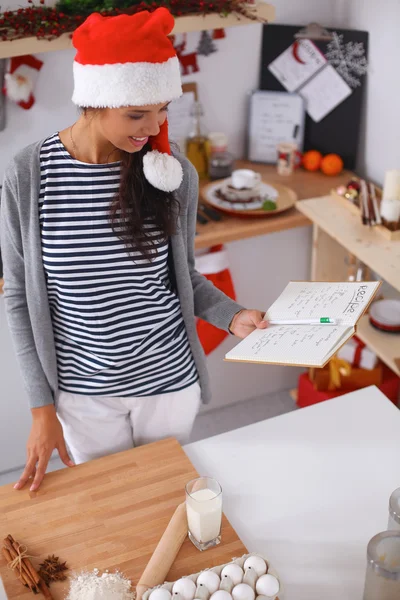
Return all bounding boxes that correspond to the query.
[325,32,368,88]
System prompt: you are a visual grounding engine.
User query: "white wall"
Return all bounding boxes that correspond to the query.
[0,0,334,471]
[332,0,400,184]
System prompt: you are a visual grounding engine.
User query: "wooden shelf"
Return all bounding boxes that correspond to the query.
[296,196,400,293]
[356,315,400,378]
[196,163,352,249]
[0,2,275,59]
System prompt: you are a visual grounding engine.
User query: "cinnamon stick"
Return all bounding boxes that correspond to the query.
[38,577,54,600]
[7,535,41,585]
[3,538,38,590]
[2,546,30,589]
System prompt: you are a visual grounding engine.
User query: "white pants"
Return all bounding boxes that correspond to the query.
[56,382,201,465]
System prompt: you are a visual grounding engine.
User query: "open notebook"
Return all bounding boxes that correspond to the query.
[225,281,381,368]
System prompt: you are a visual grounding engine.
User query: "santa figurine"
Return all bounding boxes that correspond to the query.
[4,54,43,110]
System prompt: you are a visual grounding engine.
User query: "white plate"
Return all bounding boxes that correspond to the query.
[370,299,400,327]
[204,180,279,212]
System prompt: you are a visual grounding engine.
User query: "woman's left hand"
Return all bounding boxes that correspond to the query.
[229,309,268,339]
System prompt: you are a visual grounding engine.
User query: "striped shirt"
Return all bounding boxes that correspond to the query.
[38,134,198,397]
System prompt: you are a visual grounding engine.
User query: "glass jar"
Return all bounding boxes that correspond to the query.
[388,488,400,531]
[363,531,400,600]
[208,132,235,180]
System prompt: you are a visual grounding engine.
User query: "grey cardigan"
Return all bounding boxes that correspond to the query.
[0,141,243,409]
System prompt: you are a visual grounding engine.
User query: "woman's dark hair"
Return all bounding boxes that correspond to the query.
[110,143,180,260]
[82,108,179,260]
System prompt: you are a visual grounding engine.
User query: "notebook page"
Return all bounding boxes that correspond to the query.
[266,281,380,326]
[225,324,351,366]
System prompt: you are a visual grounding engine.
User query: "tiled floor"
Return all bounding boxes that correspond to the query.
[0,390,296,486]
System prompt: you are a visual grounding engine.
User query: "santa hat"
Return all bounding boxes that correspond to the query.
[71,8,183,192]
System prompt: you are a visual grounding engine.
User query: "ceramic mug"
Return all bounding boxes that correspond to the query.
[277,142,302,176]
[231,169,262,190]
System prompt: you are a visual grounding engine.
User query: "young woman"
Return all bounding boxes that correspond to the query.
[1,8,266,492]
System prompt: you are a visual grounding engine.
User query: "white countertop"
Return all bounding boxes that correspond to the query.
[184,386,400,600]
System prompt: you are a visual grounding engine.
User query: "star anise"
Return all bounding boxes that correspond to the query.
[38,554,68,586]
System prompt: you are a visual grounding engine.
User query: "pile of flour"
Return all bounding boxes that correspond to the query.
[66,569,135,600]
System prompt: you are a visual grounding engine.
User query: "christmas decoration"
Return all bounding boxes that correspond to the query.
[172,33,199,76]
[197,30,217,56]
[195,245,236,355]
[325,32,368,89]
[212,27,225,39]
[0,1,266,43]
[3,54,43,109]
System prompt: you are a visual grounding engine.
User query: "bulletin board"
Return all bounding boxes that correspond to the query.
[259,24,369,170]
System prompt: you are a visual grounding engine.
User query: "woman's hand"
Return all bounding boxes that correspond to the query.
[14,405,74,492]
[229,309,268,339]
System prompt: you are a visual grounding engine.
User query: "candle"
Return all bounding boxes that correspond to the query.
[186,477,222,551]
[383,170,400,201]
[380,199,400,223]
[363,531,400,600]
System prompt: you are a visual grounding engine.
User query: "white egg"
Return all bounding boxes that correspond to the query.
[173,578,197,600]
[149,589,172,600]
[210,591,232,600]
[221,564,243,586]
[232,583,255,600]
[243,556,268,577]
[255,575,280,597]
[197,571,221,595]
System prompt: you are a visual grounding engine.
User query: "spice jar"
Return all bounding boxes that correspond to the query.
[208,132,235,180]
[363,531,400,600]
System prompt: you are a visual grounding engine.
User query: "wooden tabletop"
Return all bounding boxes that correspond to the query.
[196,163,352,249]
[0,438,246,599]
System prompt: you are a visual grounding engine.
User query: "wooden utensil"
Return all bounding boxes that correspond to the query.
[136,502,188,600]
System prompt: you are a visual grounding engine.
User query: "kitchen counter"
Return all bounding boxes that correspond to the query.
[196,163,352,248]
[1,386,398,599]
[185,386,399,600]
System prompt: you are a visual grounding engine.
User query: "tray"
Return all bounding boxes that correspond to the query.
[142,554,283,600]
[331,189,400,241]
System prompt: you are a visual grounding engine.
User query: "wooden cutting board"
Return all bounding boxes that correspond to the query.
[0,438,246,599]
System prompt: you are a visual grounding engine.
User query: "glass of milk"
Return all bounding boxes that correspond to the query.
[185,477,222,551]
[388,488,400,531]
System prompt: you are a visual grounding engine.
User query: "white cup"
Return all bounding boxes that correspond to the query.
[231,169,261,190]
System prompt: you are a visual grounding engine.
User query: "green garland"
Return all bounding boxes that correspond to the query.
[0,1,262,41]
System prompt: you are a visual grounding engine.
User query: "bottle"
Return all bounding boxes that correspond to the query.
[208,132,235,180]
[186,101,210,179]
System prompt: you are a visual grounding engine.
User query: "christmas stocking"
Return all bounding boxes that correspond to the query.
[4,55,43,110]
[195,245,236,355]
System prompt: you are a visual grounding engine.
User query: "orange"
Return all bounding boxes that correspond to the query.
[321,153,344,176]
[302,150,323,172]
